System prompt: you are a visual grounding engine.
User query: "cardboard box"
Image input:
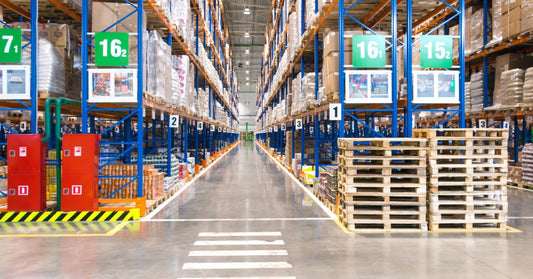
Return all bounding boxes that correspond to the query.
[522,16,533,33]
[493,53,533,105]
[323,51,351,76]
[325,72,340,95]
[502,0,522,12]
[322,30,363,57]
[503,21,521,38]
[92,2,118,32]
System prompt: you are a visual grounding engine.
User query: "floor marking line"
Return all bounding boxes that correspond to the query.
[147,217,334,222]
[178,277,296,279]
[193,240,285,246]
[105,221,131,236]
[198,232,282,237]
[143,142,240,220]
[182,262,293,270]
[188,250,288,257]
[508,185,533,193]
[256,143,338,220]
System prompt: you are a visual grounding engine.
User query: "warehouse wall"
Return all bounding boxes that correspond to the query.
[238,92,256,131]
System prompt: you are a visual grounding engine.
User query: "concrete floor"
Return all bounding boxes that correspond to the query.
[1,141,533,278]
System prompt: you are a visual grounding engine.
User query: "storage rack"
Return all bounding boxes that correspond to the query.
[255,0,468,179]
[0,0,239,214]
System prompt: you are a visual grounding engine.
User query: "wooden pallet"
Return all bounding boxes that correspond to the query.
[340,192,426,206]
[338,138,427,149]
[341,211,428,232]
[339,156,426,168]
[339,164,426,176]
[341,203,426,215]
[339,172,425,185]
[429,220,506,231]
[338,182,426,195]
[413,128,509,140]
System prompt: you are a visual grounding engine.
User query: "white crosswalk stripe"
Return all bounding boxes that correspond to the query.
[180,232,295,278]
[188,250,288,256]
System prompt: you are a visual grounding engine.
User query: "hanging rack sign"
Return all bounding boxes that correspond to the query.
[344,70,392,104]
[88,69,137,103]
[413,71,459,104]
[0,65,30,100]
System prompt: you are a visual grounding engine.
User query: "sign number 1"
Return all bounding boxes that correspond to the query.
[329,103,341,121]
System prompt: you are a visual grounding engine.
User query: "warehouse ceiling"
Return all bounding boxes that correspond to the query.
[222,0,270,115]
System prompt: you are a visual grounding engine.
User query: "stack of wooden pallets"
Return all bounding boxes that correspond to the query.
[337,138,428,232]
[414,129,508,231]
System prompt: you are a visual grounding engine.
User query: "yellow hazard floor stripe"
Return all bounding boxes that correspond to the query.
[105,221,130,236]
[36,212,52,222]
[0,212,14,222]
[86,211,100,221]
[11,213,27,222]
[109,212,124,222]
[73,212,89,222]
[24,212,39,222]
[98,211,113,221]
[62,212,77,222]
[48,212,63,222]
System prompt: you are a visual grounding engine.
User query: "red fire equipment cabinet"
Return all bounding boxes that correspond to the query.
[7,134,47,211]
[61,134,100,211]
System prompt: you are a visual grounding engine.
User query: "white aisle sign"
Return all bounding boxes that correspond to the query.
[503,121,510,129]
[210,125,215,132]
[295,119,303,130]
[478,119,487,128]
[269,127,272,132]
[329,103,342,121]
[274,126,278,132]
[197,122,204,130]
[281,123,286,131]
[169,115,180,128]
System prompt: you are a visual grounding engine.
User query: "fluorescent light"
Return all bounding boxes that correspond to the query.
[245,61,250,65]
[244,32,250,38]
[244,8,250,15]
[246,82,250,85]
[246,70,250,74]
[246,77,250,81]
[245,49,250,54]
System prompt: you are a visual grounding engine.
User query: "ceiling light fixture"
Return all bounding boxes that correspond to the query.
[245,49,250,54]
[246,70,250,74]
[244,32,250,38]
[246,82,250,85]
[246,77,250,81]
[245,61,250,65]
[244,8,250,15]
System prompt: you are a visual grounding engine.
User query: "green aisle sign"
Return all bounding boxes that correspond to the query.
[420,35,453,68]
[0,29,21,63]
[352,35,386,68]
[95,32,129,66]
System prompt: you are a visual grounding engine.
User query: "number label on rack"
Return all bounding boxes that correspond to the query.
[224,128,227,132]
[210,125,215,132]
[310,127,314,133]
[295,119,302,130]
[0,29,21,63]
[352,35,386,68]
[503,122,510,129]
[114,126,120,133]
[197,122,204,130]
[274,126,278,132]
[169,115,180,128]
[420,35,453,68]
[161,112,164,121]
[151,109,156,119]
[329,103,342,121]
[281,123,286,131]
[269,127,273,132]
[94,32,129,66]
[478,119,487,128]
[218,127,222,132]
[19,121,27,132]
[374,126,380,132]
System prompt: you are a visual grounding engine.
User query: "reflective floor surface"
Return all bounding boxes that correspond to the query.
[1,141,532,278]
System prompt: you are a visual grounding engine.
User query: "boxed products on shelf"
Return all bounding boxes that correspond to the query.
[469,72,484,112]
[100,164,164,200]
[500,69,525,107]
[470,9,484,54]
[523,68,533,104]
[171,55,194,110]
[465,81,471,112]
[522,143,533,185]
[522,1,533,33]
[492,0,503,44]
[502,5,521,39]
[493,53,533,107]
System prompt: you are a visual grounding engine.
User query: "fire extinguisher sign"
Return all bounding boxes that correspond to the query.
[18,185,29,196]
[74,146,82,157]
[19,147,27,157]
[72,185,82,195]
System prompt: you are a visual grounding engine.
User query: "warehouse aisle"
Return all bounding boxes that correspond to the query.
[0,142,533,278]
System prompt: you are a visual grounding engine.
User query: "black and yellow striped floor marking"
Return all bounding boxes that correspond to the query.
[0,208,140,223]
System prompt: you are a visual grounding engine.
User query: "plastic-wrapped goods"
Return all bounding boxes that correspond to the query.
[305,0,317,28]
[198,88,209,119]
[469,72,484,112]
[522,1,533,33]
[492,0,503,43]
[147,31,172,102]
[470,9,484,54]
[522,68,533,104]
[291,75,301,116]
[288,12,300,60]
[20,38,65,97]
[465,81,471,112]
[171,0,191,37]
[501,69,525,107]
[522,143,533,185]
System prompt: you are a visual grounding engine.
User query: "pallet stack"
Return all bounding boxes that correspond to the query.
[337,138,428,232]
[508,165,523,186]
[521,143,533,186]
[325,166,338,207]
[414,129,508,231]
